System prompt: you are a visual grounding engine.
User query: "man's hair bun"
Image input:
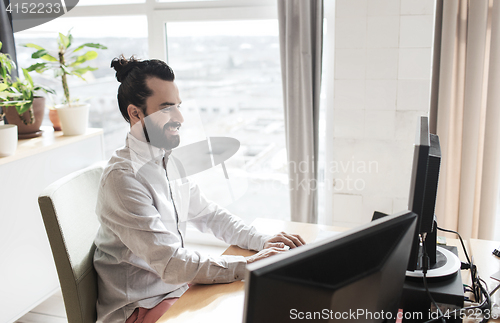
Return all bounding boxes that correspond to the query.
[111,55,141,83]
[111,55,175,123]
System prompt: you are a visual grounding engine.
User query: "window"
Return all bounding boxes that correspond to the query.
[77,0,144,5]
[166,19,290,224]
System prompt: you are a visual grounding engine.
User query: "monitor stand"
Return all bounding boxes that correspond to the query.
[406,218,461,280]
[405,246,461,280]
[401,246,464,322]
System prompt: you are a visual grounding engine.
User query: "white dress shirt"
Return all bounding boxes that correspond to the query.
[94,133,270,323]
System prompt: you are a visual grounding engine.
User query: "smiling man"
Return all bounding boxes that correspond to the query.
[93,56,306,323]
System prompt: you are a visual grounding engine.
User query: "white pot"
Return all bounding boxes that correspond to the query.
[56,103,90,136]
[0,124,18,157]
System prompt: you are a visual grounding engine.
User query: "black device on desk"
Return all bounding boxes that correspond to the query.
[370,116,464,321]
[400,116,463,321]
[243,211,417,323]
[405,116,460,278]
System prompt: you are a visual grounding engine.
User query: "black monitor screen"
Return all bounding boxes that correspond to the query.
[407,116,441,271]
[243,211,417,323]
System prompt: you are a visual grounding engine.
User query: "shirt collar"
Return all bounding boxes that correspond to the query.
[126,132,170,172]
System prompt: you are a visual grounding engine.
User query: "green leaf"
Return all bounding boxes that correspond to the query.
[72,72,87,81]
[72,43,107,53]
[22,68,34,88]
[0,53,14,78]
[34,86,56,95]
[58,32,70,50]
[69,50,98,66]
[26,63,48,73]
[60,65,71,75]
[74,66,97,74]
[17,102,33,115]
[68,33,73,49]
[31,49,49,59]
[22,43,44,50]
[0,83,8,92]
[31,49,58,62]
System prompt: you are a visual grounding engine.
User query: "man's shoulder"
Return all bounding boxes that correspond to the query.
[100,148,138,184]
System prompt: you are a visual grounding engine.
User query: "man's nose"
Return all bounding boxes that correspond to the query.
[171,106,184,124]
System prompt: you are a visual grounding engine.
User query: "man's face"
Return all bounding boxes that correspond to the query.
[141,77,184,150]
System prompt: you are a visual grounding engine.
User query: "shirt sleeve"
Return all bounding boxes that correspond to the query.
[186,181,272,251]
[97,169,247,285]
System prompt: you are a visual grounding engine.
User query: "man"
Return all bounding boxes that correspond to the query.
[94,56,305,323]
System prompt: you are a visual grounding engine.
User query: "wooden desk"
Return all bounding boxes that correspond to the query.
[157,218,346,322]
[158,219,500,322]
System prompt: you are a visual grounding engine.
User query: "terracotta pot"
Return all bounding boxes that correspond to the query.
[4,97,45,138]
[49,108,62,131]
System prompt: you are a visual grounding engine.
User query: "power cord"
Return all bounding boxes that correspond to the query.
[421,236,446,323]
[421,226,493,322]
[491,283,500,297]
[437,226,480,300]
[423,289,490,323]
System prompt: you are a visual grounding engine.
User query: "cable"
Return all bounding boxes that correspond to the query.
[428,226,493,322]
[478,278,492,323]
[436,226,471,264]
[421,237,446,323]
[423,294,490,323]
[437,226,479,300]
[491,282,500,297]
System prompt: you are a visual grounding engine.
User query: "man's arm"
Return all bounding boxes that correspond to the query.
[185,181,305,251]
[98,170,249,284]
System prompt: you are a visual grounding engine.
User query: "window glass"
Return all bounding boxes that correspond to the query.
[77,0,145,6]
[15,16,148,157]
[157,0,216,2]
[166,20,290,223]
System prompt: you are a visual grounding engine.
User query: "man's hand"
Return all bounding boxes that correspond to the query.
[246,247,288,264]
[263,232,306,250]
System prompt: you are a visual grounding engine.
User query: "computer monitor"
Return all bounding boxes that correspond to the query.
[405,116,460,278]
[243,211,417,323]
[406,116,440,271]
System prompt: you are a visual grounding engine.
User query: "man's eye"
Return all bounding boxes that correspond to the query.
[161,108,172,113]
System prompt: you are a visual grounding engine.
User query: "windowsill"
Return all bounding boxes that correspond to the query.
[0,127,103,166]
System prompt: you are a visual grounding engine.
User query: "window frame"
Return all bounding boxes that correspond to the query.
[63,0,278,62]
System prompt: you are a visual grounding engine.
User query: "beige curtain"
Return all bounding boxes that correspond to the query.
[432,0,500,240]
[277,0,323,223]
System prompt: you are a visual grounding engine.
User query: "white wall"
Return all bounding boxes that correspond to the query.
[323,0,436,227]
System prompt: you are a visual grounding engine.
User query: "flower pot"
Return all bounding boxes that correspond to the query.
[0,125,18,157]
[49,108,62,131]
[4,97,45,139]
[56,103,90,136]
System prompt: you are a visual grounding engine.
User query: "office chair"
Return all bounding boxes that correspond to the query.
[38,163,104,323]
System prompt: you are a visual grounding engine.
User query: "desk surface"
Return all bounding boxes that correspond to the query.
[158,219,500,323]
[157,219,345,322]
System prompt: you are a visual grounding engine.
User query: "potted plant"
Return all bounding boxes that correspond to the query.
[24,30,107,135]
[0,41,54,139]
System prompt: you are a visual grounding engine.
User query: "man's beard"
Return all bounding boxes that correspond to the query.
[142,119,181,150]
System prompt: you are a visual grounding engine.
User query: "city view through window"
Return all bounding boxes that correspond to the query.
[166,20,290,223]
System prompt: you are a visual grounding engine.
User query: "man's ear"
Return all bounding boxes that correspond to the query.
[127,104,143,123]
